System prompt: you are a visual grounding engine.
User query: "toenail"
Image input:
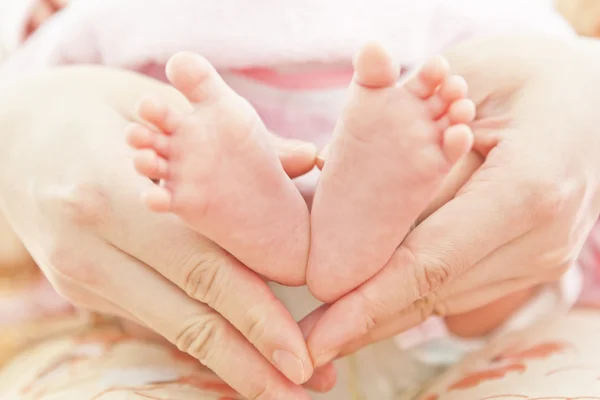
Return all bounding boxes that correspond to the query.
[317,145,330,163]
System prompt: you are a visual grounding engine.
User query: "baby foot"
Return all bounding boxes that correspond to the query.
[126,52,310,285]
[308,43,475,302]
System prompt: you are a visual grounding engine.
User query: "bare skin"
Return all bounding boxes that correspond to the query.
[556,0,600,37]
[25,0,69,37]
[302,35,600,371]
[127,52,313,286]
[307,42,475,303]
[0,66,321,399]
[7,36,591,396]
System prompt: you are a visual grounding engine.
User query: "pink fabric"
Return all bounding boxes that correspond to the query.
[0,0,574,79]
[234,68,355,91]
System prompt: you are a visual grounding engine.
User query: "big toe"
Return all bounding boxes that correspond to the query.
[166,52,223,103]
[353,42,400,89]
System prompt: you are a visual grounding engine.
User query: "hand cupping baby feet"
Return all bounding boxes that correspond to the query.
[123,43,476,398]
[125,44,475,302]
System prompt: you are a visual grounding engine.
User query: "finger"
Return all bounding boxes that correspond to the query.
[45,243,142,323]
[308,308,427,365]
[336,276,541,357]
[439,275,547,317]
[443,286,536,337]
[299,303,328,339]
[60,289,172,350]
[266,132,317,178]
[297,307,337,393]
[303,363,337,393]
[119,319,173,345]
[438,227,567,298]
[95,244,310,399]
[97,175,313,384]
[307,158,537,364]
[49,262,170,345]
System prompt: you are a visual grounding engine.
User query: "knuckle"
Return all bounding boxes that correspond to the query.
[386,245,458,315]
[413,252,455,298]
[47,181,110,227]
[175,313,224,365]
[518,173,570,224]
[355,291,385,333]
[416,292,440,318]
[406,299,434,325]
[181,251,227,306]
[241,305,270,346]
[421,262,453,295]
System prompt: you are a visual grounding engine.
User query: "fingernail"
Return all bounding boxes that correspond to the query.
[313,349,339,368]
[316,145,330,163]
[305,363,337,393]
[273,350,306,385]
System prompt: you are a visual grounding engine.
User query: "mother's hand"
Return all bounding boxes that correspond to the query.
[0,67,317,399]
[304,35,600,365]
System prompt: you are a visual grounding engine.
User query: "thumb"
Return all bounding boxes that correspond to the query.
[306,156,536,364]
[267,132,317,178]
